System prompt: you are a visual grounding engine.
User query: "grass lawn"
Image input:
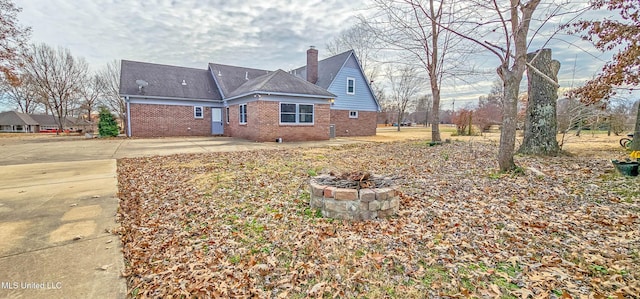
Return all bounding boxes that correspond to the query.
[116,131,639,298]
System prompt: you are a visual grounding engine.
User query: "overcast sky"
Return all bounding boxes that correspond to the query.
[10,0,631,111]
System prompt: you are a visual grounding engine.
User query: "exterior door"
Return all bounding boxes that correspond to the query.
[211,108,223,135]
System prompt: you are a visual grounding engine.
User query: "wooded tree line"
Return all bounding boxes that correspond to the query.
[0,0,123,133]
[0,44,123,133]
[326,0,640,170]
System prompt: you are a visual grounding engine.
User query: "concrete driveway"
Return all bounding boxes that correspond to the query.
[0,136,359,165]
[0,160,124,298]
[0,135,360,298]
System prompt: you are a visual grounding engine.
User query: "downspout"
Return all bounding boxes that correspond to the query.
[125,96,132,137]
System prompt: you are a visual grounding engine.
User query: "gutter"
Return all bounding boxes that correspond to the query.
[125,96,131,137]
[119,94,223,103]
[225,91,336,102]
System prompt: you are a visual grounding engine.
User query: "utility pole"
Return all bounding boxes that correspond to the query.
[452,99,455,112]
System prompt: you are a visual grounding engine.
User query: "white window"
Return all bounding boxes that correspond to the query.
[239,104,247,124]
[346,77,355,95]
[226,107,230,123]
[349,111,358,118]
[194,106,203,118]
[280,103,314,124]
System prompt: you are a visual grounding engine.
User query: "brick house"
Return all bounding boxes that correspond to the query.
[119,48,380,141]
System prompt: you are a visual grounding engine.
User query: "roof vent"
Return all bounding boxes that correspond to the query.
[181,80,187,86]
[218,70,222,76]
[136,79,148,94]
[245,72,249,80]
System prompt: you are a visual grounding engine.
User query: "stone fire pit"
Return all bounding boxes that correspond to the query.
[309,172,399,220]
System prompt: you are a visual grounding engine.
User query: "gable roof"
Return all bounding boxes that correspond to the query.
[120,60,221,100]
[291,50,354,89]
[30,114,77,126]
[208,63,271,98]
[0,111,81,126]
[226,69,336,99]
[0,111,38,125]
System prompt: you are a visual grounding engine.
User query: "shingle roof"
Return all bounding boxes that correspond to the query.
[120,60,221,100]
[0,111,81,126]
[291,50,353,89]
[30,114,77,126]
[0,111,38,125]
[226,69,336,99]
[119,51,353,101]
[208,63,271,97]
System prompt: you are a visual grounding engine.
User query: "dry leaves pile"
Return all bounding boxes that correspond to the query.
[116,141,640,298]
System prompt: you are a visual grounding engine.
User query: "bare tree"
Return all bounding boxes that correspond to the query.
[475,101,501,134]
[414,94,432,126]
[606,99,634,136]
[23,43,88,133]
[420,0,582,170]
[365,0,466,142]
[79,73,104,121]
[326,22,380,82]
[471,0,540,170]
[0,72,44,113]
[556,96,599,149]
[98,60,124,132]
[453,108,475,136]
[387,64,422,131]
[0,0,30,86]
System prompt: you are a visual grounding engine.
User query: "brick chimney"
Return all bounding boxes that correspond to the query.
[306,46,318,84]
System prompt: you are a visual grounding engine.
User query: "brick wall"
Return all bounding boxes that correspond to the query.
[129,104,211,137]
[226,101,330,142]
[330,110,377,136]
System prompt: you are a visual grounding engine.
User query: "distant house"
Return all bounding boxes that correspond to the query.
[0,111,90,133]
[119,48,380,141]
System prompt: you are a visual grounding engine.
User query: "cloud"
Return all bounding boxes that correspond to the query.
[7,0,632,113]
[16,0,364,71]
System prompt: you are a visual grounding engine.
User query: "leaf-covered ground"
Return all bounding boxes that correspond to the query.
[117,141,640,298]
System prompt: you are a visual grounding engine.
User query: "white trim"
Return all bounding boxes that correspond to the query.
[209,68,226,98]
[239,104,247,124]
[226,94,331,106]
[279,102,314,125]
[329,107,377,112]
[194,106,204,119]
[121,94,222,103]
[224,91,335,101]
[346,77,355,95]
[127,97,223,107]
[349,110,358,119]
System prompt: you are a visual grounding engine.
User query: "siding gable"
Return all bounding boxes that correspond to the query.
[327,54,379,112]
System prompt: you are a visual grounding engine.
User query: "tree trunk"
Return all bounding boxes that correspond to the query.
[498,72,520,171]
[424,110,429,127]
[397,111,401,131]
[56,115,64,135]
[430,86,441,142]
[518,49,560,155]
[632,100,640,151]
[468,111,473,136]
